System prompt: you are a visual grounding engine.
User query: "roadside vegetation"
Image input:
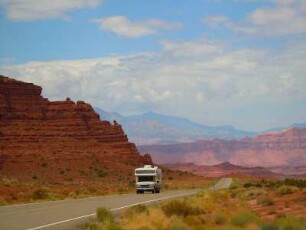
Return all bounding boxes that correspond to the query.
[81,178,306,230]
[0,169,212,205]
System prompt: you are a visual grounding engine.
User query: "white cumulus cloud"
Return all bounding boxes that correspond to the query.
[0,0,102,21]
[1,39,305,131]
[203,1,306,37]
[92,16,181,37]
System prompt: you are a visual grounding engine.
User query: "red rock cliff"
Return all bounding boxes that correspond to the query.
[0,75,151,181]
[138,128,306,168]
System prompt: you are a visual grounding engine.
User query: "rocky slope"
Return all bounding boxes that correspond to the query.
[139,128,306,170]
[0,75,151,182]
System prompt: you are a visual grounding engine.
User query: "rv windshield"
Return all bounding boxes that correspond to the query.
[138,176,154,182]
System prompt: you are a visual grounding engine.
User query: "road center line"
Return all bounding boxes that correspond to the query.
[24,191,196,230]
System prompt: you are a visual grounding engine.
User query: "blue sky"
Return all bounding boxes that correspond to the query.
[0,0,305,131]
[0,0,270,63]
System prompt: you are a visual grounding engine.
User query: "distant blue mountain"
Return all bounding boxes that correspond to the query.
[293,123,306,128]
[259,122,306,134]
[94,108,257,145]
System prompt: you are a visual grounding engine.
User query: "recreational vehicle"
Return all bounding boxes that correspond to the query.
[135,165,162,194]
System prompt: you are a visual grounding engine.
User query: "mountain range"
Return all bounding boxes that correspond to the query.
[95,108,256,145]
[95,108,306,145]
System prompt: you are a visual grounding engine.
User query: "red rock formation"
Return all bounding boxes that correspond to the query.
[163,162,281,178]
[139,128,306,170]
[0,75,151,182]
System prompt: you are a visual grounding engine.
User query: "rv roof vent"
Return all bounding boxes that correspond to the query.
[144,165,153,168]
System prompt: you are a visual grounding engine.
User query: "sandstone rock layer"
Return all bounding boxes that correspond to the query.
[0,76,151,181]
[139,128,306,169]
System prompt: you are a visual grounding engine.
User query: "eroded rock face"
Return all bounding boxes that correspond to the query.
[0,76,151,181]
[163,162,275,178]
[139,128,306,169]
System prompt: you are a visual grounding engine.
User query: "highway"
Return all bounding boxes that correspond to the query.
[211,177,233,190]
[0,178,232,230]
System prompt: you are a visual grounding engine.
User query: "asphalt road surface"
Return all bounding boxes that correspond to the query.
[0,178,232,230]
[211,177,233,190]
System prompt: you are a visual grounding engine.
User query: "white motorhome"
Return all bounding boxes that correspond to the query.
[135,165,162,194]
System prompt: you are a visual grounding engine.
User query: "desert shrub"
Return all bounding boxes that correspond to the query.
[257,196,274,206]
[82,222,99,230]
[134,227,150,230]
[244,182,253,188]
[269,181,280,188]
[126,161,137,167]
[267,210,277,215]
[168,176,174,180]
[210,226,242,230]
[230,185,238,190]
[104,223,123,230]
[1,177,20,187]
[88,186,97,195]
[123,204,149,219]
[261,223,279,230]
[60,188,70,197]
[32,175,38,180]
[41,162,48,168]
[68,191,77,198]
[199,197,215,213]
[82,222,122,230]
[212,211,227,225]
[169,216,191,230]
[130,204,149,214]
[254,183,263,188]
[117,188,129,194]
[77,188,90,196]
[9,192,18,201]
[184,215,202,227]
[32,187,50,200]
[0,130,3,137]
[96,207,114,224]
[275,216,306,230]
[95,168,107,178]
[276,185,298,195]
[244,189,267,199]
[211,190,230,202]
[244,181,269,188]
[0,196,8,206]
[135,226,151,230]
[230,188,244,199]
[128,180,135,187]
[283,178,306,188]
[231,211,260,227]
[162,200,202,217]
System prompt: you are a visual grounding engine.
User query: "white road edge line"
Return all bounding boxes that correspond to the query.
[24,191,196,230]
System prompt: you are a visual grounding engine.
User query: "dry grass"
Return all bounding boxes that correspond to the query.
[0,169,213,205]
[256,196,274,206]
[121,179,305,230]
[79,178,306,230]
[276,185,299,195]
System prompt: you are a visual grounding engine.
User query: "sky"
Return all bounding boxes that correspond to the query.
[0,0,305,131]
